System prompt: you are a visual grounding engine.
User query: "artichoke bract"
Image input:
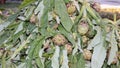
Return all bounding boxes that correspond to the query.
[52,34,68,46]
[78,20,89,35]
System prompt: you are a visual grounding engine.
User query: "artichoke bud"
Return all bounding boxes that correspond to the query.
[83,49,92,60]
[91,2,101,12]
[82,36,89,44]
[78,20,89,35]
[52,34,68,46]
[43,40,50,52]
[52,11,57,19]
[72,32,77,40]
[105,26,112,33]
[86,29,96,38]
[67,2,76,15]
[30,14,37,23]
[65,43,72,54]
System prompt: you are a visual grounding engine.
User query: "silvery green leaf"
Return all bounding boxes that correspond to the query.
[0,18,4,23]
[51,46,60,68]
[72,38,83,55]
[72,44,78,56]
[14,22,24,34]
[36,1,45,26]
[106,31,112,42]
[17,63,26,68]
[77,38,83,53]
[10,35,31,59]
[115,30,120,40]
[39,48,44,58]
[85,61,91,68]
[39,48,45,68]
[0,14,18,32]
[48,12,53,21]
[32,27,38,33]
[55,0,73,32]
[87,26,101,50]
[24,6,35,20]
[91,38,107,68]
[56,16,60,24]
[73,0,80,12]
[34,1,44,14]
[61,50,69,68]
[19,0,36,8]
[17,16,26,21]
[107,30,118,65]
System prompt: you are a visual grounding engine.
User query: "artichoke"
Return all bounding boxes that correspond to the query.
[52,34,68,46]
[67,2,76,15]
[78,20,89,35]
[82,36,89,44]
[30,14,37,23]
[65,43,72,54]
[83,49,92,60]
[91,2,101,12]
[86,29,96,38]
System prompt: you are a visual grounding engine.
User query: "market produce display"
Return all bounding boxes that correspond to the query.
[0,0,120,68]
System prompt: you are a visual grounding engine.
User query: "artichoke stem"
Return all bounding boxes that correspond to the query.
[113,13,116,23]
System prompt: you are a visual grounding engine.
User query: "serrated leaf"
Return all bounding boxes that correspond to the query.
[87,26,101,50]
[61,50,69,68]
[91,38,107,68]
[107,30,118,65]
[51,46,60,68]
[55,0,73,32]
